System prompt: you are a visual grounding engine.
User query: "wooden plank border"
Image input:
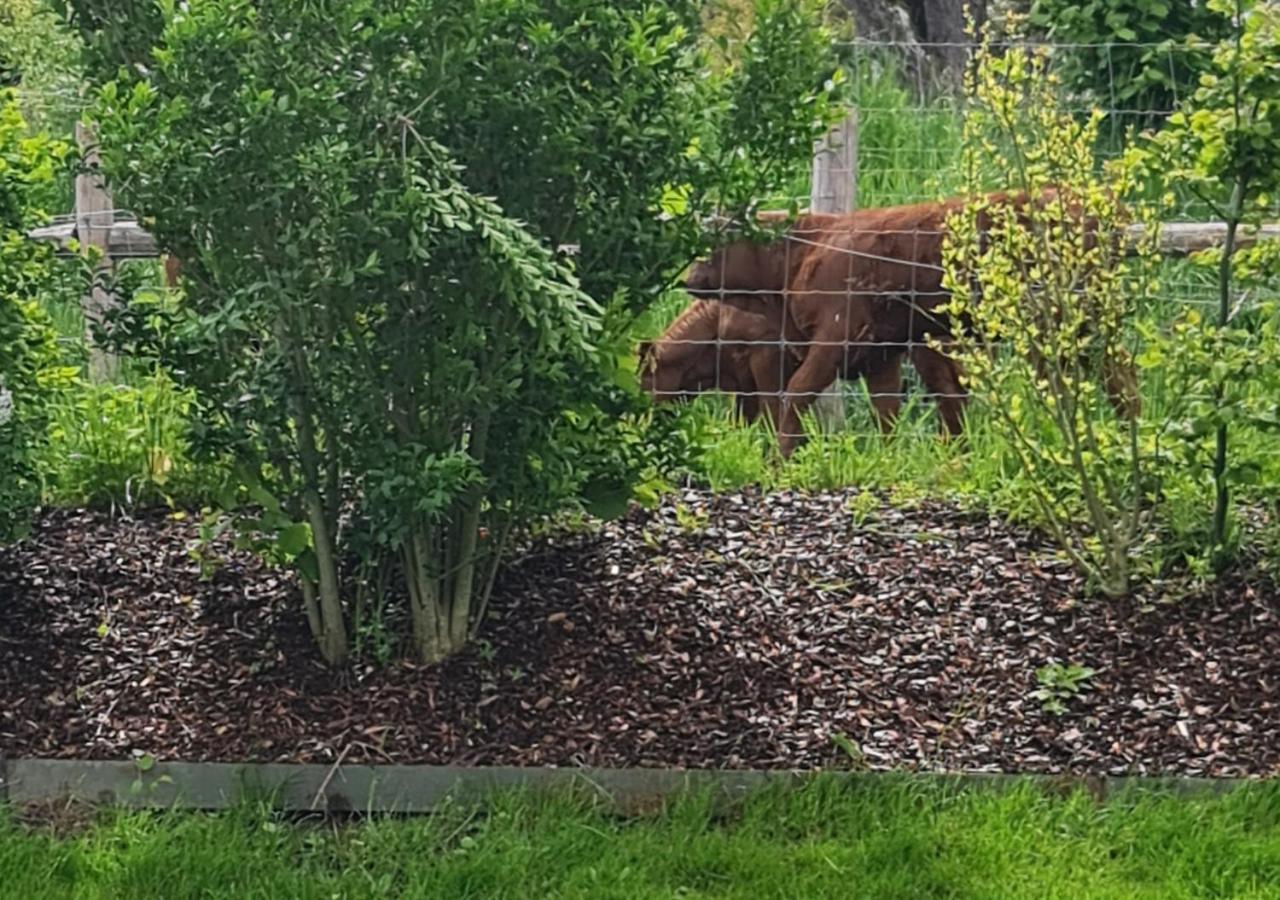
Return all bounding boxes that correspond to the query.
[0,759,1255,813]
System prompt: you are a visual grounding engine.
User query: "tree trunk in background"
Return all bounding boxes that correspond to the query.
[842,0,989,85]
[906,0,987,77]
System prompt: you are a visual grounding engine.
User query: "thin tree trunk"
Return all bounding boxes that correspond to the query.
[300,578,324,645]
[1211,177,1246,554]
[298,471,348,664]
[448,412,492,650]
[279,324,348,665]
[407,529,445,663]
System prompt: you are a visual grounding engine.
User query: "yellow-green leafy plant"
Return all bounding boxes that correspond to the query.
[1136,0,1280,564]
[940,37,1164,597]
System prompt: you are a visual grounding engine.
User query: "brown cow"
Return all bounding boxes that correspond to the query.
[639,295,955,436]
[685,212,968,442]
[638,297,802,429]
[688,192,1138,456]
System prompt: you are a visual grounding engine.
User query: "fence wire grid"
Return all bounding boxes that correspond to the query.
[7,38,1280,460]
[642,37,1280,454]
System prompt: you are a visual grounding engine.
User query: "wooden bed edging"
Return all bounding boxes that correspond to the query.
[0,758,1258,813]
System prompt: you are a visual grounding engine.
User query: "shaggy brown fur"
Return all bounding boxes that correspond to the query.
[687,192,1138,456]
[639,295,954,436]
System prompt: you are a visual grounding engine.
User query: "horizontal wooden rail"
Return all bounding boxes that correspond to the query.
[1130,221,1280,254]
[26,219,1280,263]
[0,759,1254,813]
[27,219,158,258]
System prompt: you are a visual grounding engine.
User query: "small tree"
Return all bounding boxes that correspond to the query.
[1139,0,1280,562]
[941,39,1163,596]
[94,0,842,664]
[0,89,75,541]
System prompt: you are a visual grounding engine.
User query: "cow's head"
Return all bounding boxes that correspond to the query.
[638,338,719,403]
[637,318,743,405]
[685,239,790,298]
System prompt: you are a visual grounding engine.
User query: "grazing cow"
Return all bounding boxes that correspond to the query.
[688,192,1138,456]
[639,295,956,436]
[638,297,802,428]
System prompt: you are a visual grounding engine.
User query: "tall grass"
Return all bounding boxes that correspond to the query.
[844,51,966,209]
[761,53,966,211]
[3,779,1278,898]
[34,265,228,510]
[41,368,226,509]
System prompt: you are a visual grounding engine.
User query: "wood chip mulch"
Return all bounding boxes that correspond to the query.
[1,491,1277,777]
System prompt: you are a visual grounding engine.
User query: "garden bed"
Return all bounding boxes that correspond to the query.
[1,491,1277,777]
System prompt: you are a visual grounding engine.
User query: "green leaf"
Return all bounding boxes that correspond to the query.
[295,548,321,585]
[276,522,312,557]
[582,477,632,520]
[658,183,691,217]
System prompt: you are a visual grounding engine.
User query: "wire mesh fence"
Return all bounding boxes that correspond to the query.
[7,37,1280,464]
[641,37,1280,462]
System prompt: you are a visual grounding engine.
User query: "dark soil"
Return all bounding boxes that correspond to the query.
[2,492,1277,776]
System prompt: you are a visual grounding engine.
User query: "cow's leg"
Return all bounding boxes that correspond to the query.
[862,352,905,434]
[910,343,967,437]
[746,344,792,432]
[777,341,845,458]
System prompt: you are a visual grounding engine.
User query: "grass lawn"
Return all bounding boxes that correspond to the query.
[2,779,1278,899]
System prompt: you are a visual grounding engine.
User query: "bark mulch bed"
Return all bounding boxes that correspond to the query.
[1,491,1277,777]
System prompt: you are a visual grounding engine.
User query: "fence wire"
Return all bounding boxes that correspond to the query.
[645,38,1280,459]
[8,43,1280,463]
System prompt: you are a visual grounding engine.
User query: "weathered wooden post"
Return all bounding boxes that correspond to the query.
[75,122,119,383]
[808,109,859,432]
[810,111,858,216]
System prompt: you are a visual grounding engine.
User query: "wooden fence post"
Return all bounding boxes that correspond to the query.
[76,122,119,383]
[808,110,859,432]
[810,111,858,216]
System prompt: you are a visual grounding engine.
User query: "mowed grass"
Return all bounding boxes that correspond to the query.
[2,779,1278,899]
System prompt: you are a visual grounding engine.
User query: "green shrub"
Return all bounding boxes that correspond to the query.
[942,40,1163,597]
[93,0,843,665]
[1136,0,1280,566]
[0,89,75,540]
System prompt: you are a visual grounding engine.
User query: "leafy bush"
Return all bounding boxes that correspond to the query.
[0,89,75,541]
[1027,0,1229,128]
[94,0,841,664]
[942,41,1163,597]
[1136,0,1280,563]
